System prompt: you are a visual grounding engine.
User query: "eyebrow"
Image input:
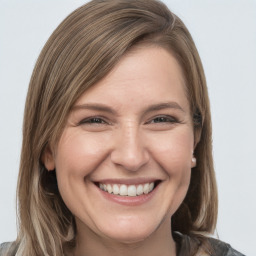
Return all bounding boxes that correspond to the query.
[72,103,117,114]
[71,102,185,115]
[143,102,185,114]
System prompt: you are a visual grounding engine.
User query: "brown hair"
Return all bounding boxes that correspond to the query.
[14,0,217,255]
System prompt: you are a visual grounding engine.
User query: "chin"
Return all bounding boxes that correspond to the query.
[95,214,164,244]
[103,228,154,244]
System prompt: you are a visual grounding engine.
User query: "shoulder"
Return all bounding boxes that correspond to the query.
[208,237,245,256]
[174,232,245,256]
[0,242,17,256]
[0,242,10,255]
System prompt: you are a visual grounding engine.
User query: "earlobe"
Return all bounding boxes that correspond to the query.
[41,145,55,171]
[192,131,200,168]
[191,156,197,168]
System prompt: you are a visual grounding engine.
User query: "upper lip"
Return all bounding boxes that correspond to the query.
[93,178,161,185]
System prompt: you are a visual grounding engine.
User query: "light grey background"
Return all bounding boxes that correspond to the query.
[0,1,255,255]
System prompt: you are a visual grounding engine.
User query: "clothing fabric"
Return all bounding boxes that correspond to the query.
[174,232,245,256]
[0,235,246,256]
[207,238,245,256]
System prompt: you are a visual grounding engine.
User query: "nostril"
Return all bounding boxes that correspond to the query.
[110,153,150,172]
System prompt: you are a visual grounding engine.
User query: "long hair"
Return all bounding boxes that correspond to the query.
[13,0,217,255]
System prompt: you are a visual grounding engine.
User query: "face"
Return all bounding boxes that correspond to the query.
[44,46,196,243]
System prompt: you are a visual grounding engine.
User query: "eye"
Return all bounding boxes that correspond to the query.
[79,117,108,125]
[148,115,178,124]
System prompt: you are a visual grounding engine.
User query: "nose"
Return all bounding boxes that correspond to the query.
[110,124,149,172]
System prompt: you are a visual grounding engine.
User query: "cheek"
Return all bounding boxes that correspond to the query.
[54,131,112,215]
[168,169,191,216]
[148,130,193,214]
[157,131,193,191]
[147,129,194,172]
[55,130,111,178]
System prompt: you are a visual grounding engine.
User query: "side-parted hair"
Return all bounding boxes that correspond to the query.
[12,0,217,255]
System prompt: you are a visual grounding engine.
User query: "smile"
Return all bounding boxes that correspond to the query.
[98,182,155,197]
[93,179,161,206]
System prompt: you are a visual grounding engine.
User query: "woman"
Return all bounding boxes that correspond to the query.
[0,0,245,255]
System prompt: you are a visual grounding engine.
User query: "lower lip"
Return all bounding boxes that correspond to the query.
[95,184,160,206]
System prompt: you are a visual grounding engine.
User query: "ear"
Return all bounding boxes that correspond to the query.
[41,144,55,171]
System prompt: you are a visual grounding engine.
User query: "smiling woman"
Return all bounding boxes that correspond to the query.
[43,47,195,251]
[0,0,245,256]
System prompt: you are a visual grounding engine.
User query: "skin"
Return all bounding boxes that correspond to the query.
[44,46,196,256]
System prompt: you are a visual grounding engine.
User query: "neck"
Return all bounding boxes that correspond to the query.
[69,219,177,256]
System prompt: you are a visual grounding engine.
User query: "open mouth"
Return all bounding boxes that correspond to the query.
[95,181,161,197]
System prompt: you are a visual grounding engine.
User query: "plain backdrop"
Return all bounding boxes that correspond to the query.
[0,0,255,255]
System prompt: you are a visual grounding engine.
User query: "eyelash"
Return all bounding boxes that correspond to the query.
[78,117,109,125]
[147,115,179,124]
[78,115,179,126]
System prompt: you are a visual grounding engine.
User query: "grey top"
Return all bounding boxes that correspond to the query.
[174,232,245,256]
[208,238,245,256]
[0,234,246,256]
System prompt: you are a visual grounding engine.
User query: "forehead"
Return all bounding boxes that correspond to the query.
[75,46,189,112]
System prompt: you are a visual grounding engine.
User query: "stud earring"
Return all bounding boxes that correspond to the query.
[192,156,196,167]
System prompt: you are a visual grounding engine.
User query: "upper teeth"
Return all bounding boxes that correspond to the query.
[99,182,155,197]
